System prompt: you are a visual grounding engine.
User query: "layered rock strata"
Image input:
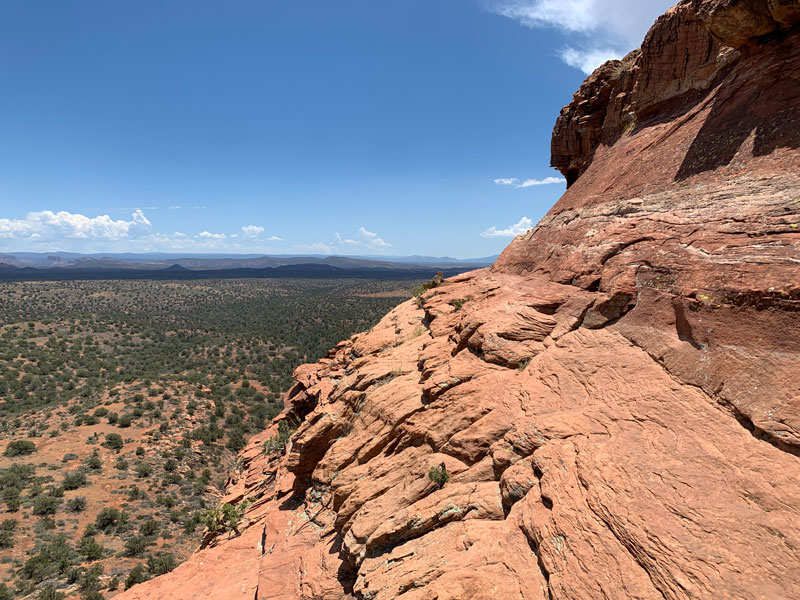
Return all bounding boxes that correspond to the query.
[119,1,800,598]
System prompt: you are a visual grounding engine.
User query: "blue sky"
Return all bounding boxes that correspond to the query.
[0,0,673,258]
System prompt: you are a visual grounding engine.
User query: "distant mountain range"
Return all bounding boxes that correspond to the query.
[0,252,497,282]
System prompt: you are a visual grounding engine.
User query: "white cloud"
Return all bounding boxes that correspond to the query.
[480,216,534,238]
[267,235,282,242]
[197,231,226,240]
[241,225,264,238]
[559,47,621,74]
[517,176,565,187]
[358,227,391,248]
[494,176,565,188]
[335,232,358,245]
[0,209,151,240]
[487,0,674,73]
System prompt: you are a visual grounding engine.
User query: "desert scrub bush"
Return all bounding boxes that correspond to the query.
[200,500,250,538]
[123,535,149,557]
[85,453,102,470]
[427,463,450,489]
[0,584,12,600]
[262,420,296,456]
[66,496,88,512]
[139,518,159,537]
[37,587,66,600]
[147,552,177,575]
[62,470,88,490]
[32,494,61,515]
[124,565,149,590]
[20,534,77,583]
[104,433,124,451]
[77,536,106,561]
[412,272,444,297]
[135,462,153,478]
[0,520,15,548]
[95,507,126,533]
[4,440,36,456]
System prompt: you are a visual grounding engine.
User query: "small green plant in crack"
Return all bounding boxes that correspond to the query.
[262,419,297,456]
[517,357,532,371]
[428,462,450,489]
[450,295,473,311]
[412,272,444,307]
[200,499,250,538]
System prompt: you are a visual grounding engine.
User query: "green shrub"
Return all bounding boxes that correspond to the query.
[262,420,295,456]
[147,552,177,575]
[427,464,450,489]
[124,565,148,590]
[0,529,14,549]
[66,496,88,512]
[78,536,106,561]
[38,587,66,600]
[32,494,61,515]
[135,462,153,478]
[0,583,13,600]
[200,500,250,537]
[62,470,88,490]
[104,433,124,451]
[412,272,444,304]
[95,507,125,532]
[123,535,148,557]
[4,440,36,456]
[139,518,159,537]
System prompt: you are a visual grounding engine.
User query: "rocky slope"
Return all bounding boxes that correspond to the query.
[118,1,800,598]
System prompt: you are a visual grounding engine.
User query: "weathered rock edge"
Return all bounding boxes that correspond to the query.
[119,1,800,599]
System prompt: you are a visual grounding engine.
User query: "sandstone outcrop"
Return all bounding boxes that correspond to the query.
[119,1,800,598]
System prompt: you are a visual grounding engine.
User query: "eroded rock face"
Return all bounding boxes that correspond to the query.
[118,1,800,599]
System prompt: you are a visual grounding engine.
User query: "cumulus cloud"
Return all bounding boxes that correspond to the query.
[487,0,674,73]
[0,209,151,240]
[480,216,534,238]
[560,47,622,74]
[197,231,226,240]
[241,225,265,237]
[267,235,283,242]
[332,227,391,249]
[517,176,565,187]
[495,176,565,188]
[358,227,391,248]
[335,232,358,245]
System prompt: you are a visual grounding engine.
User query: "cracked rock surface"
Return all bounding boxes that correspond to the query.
[119,1,800,598]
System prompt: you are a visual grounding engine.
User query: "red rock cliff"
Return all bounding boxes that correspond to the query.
[120,1,800,598]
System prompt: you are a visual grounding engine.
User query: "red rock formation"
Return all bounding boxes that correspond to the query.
[119,1,800,598]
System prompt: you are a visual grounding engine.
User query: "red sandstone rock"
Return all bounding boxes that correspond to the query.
[118,1,800,599]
